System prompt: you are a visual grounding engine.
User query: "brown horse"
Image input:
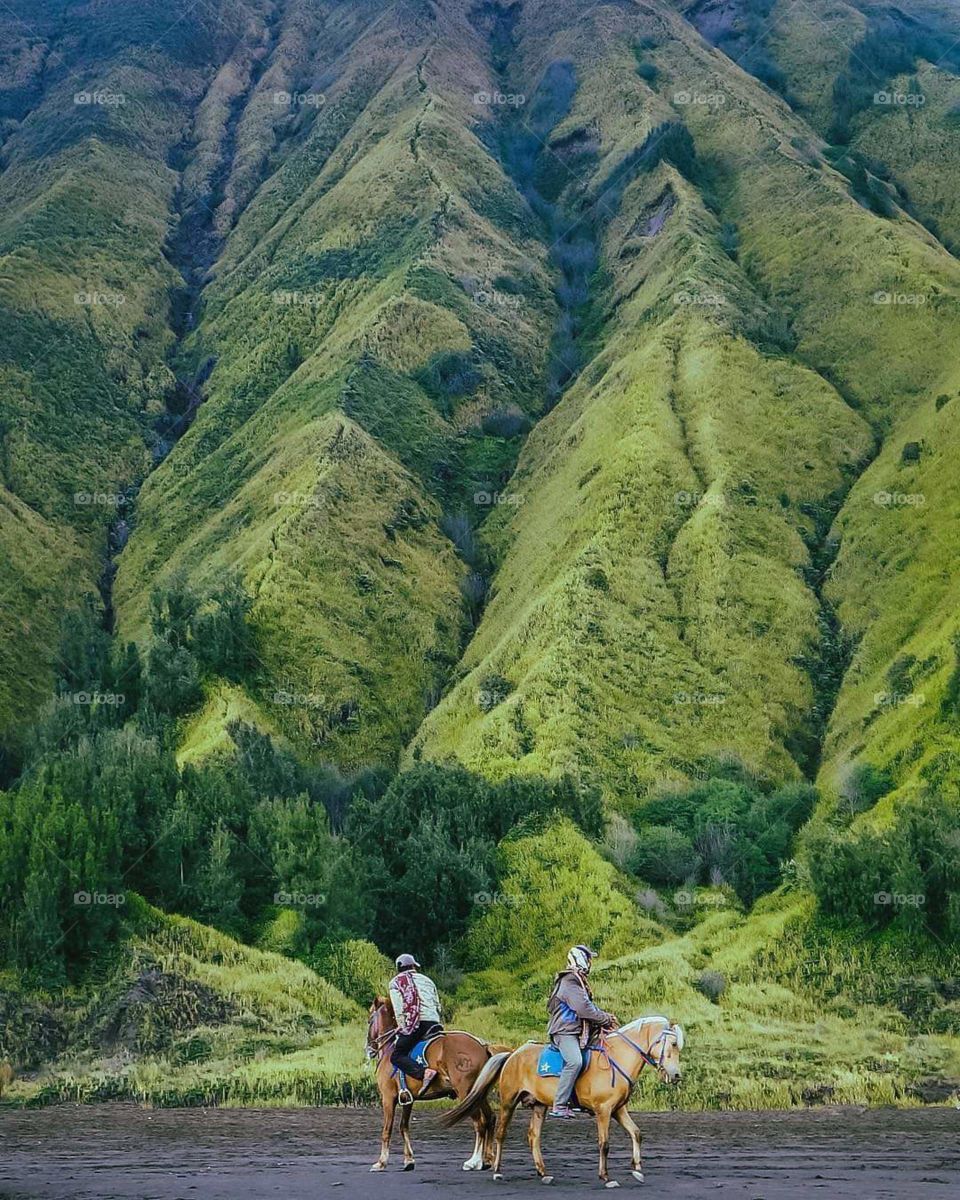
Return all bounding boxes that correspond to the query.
[441,1014,684,1187]
[366,996,507,1173]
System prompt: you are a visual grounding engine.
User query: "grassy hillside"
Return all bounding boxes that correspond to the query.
[113,0,559,769]
[411,0,960,809]
[0,0,274,759]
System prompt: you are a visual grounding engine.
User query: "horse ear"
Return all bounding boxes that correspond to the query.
[672,1023,685,1050]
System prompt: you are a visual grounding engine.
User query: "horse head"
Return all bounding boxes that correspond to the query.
[366,995,396,1059]
[655,1020,684,1085]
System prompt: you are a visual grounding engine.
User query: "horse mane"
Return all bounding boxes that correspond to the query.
[620,1014,670,1033]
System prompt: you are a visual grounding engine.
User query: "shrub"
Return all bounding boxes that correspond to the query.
[309,939,393,1004]
[631,825,699,886]
[481,404,529,438]
[695,969,727,1003]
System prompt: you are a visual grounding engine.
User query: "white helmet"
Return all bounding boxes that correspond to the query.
[567,944,597,974]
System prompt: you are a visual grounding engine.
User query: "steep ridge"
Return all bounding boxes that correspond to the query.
[412,0,960,809]
[114,0,560,768]
[671,0,960,810]
[0,0,270,764]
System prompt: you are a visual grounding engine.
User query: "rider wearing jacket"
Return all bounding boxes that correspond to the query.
[389,952,443,1101]
[546,944,619,1119]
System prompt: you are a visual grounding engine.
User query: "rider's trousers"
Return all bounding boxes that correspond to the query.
[552,1034,583,1106]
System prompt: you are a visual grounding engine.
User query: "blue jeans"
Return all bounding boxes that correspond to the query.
[553,1034,583,1107]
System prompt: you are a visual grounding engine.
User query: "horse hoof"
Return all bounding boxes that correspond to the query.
[631,1171,645,1183]
[493,1173,504,1181]
[540,1175,554,1185]
[402,1162,415,1172]
[369,1164,386,1173]
[604,1181,621,1189]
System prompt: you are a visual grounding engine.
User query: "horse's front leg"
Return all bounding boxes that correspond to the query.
[480,1099,495,1168]
[614,1104,644,1182]
[371,1090,396,1171]
[399,1100,415,1170]
[596,1105,618,1187]
[527,1103,552,1183]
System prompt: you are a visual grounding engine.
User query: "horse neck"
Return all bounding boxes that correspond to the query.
[610,1019,667,1072]
[377,1003,397,1038]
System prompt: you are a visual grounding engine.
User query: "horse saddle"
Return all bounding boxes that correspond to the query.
[536,1043,592,1077]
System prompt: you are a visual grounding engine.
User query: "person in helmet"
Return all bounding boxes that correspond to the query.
[389,953,444,1102]
[546,944,619,1119]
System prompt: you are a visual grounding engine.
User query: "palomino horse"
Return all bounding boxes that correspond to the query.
[366,996,506,1173]
[441,1015,684,1187]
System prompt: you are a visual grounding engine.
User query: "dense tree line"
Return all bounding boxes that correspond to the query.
[0,577,604,981]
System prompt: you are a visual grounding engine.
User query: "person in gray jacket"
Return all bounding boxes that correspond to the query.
[546,944,619,1118]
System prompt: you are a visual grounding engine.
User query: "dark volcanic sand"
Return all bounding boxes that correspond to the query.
[0,1104,957,1199]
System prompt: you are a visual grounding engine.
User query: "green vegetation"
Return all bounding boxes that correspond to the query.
[1,0,959,1114]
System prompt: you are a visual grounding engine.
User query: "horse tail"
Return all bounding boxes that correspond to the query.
[439,1050,510,1128]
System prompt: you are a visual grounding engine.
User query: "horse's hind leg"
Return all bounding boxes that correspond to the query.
[399,1101,415,1170]
[527,1104,552,1183]
[463,1111,486,1171]
[370,1092,396,1171]
[614,1105,644,1182]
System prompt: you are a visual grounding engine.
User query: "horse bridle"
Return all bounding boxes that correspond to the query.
[366,1002,397,1063]
[605,1024,682,1083]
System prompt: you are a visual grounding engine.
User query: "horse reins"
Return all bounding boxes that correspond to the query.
[366,1004,397,1063]
[600,1025,680,1086]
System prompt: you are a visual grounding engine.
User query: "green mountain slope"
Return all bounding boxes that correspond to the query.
[411,0,960,810]
[0,0,276,760]
[2,0,960,1112]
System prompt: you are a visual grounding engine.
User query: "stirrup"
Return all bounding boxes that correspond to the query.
[398,1086,414,1106]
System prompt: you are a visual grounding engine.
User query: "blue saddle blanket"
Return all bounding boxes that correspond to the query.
[408,1037,432,1066]
[537,1043,591,1077]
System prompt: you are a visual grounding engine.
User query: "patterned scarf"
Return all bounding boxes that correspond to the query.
[393,971,421,1034]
